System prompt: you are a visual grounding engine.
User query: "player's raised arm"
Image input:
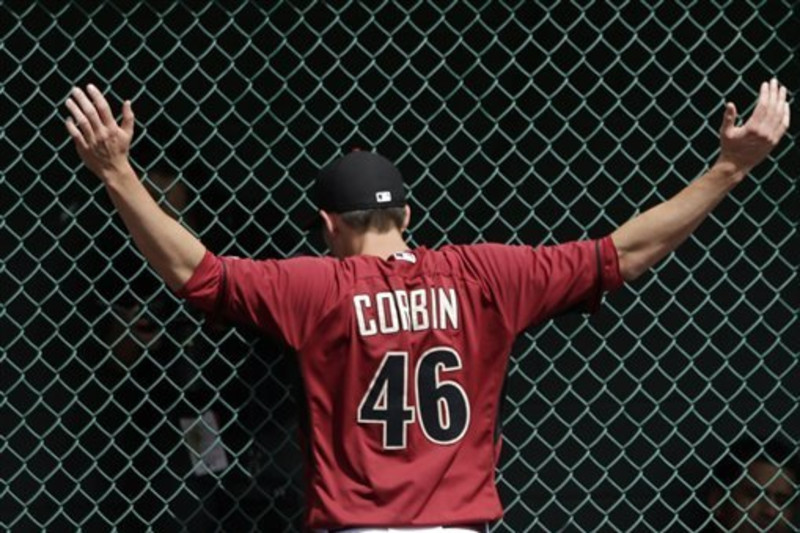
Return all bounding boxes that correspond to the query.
[611,78,790,281]
[65,84,206,290]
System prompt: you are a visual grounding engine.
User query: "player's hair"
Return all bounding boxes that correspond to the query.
[339,207,405,233]
[712,436,799,488]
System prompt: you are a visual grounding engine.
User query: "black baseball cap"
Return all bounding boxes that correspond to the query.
[310,150,406,215]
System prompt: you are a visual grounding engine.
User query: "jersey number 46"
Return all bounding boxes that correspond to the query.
[357,348,470,449]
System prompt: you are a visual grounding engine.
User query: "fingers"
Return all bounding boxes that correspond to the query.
[86,84,115,126]
[765,78,780,130]
[764,78,789,141]
[744,78,789,143]
[70,86,104,137]
[749,80,770,124]
[720,102,737,135]
[775,83,789,133]
[65,116,89,152]
[783,100,791,130]
[65,84,117,140]
[65,84,134,150]
[121,100,135,137]
[767,78,778,110]
[718,79,789,173]
[65,95,95,145]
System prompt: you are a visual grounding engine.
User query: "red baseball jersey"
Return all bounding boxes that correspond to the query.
[176,237,623,528]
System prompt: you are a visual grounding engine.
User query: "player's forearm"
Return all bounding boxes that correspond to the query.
[611,79,789,282]
[611,161,742,281]
[103,163,206,291]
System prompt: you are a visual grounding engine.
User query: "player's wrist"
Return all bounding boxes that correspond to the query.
[100,160,138,187]
[710,157,748,185]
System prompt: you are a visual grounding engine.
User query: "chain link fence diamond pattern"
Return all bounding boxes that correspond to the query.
[2,2,797,532]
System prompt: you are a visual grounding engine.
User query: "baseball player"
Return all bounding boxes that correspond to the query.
[65,79,789,532]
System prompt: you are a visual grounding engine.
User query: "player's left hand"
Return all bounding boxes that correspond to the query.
[716,78,790,180]
[65,84,135,182]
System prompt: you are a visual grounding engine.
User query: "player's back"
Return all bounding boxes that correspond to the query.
[178,237,620,528]
[298,245,517,528]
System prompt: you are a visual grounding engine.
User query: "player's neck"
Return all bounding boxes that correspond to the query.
[349,229,410,259]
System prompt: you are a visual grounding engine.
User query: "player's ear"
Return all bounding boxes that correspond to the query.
[319,209,337,236]
[401,204,411,231]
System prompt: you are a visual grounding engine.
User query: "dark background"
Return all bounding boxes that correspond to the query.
[2,2,798,531]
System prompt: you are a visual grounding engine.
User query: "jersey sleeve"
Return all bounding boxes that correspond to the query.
[458,236,623,333]
[174,250,338,349]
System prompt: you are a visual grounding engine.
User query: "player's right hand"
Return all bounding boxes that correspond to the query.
[65,84,135,181]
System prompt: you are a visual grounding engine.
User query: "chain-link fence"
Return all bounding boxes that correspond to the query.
[2,2,798,532]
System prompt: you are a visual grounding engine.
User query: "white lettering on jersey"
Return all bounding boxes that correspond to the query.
[430,286,438,330]
[409,289,429,331]
[376,292,399,334]
[437,287,458,330]
[353,288,459,337]
[394,290,411,331]
[354,294,377,336]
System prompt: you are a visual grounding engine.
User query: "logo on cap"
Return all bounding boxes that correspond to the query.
[376,191,392,203]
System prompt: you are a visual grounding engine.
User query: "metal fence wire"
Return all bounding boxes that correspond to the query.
[2,2,798,532]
